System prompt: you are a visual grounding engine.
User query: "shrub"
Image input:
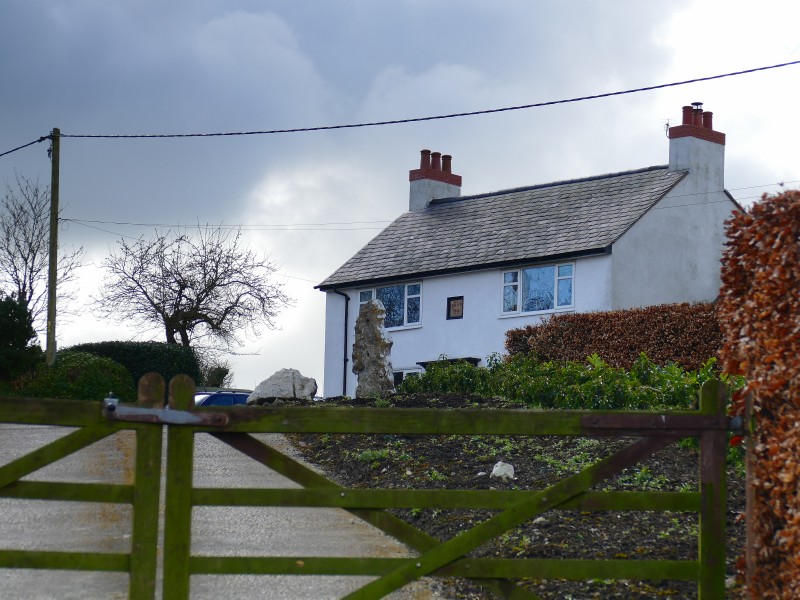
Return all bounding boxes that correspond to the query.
[18,350,135,402]
[398,353,741,411]
[67,341,201,388]
[719,189,800,595]
[505,302,721,371]
[0,295,42,381]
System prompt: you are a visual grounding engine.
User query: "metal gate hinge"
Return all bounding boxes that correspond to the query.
[103,397,229,426]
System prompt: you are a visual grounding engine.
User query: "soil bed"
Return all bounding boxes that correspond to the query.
[285,393,745,599]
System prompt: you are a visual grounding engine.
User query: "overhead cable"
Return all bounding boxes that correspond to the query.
[55,60,800,140]
[0,136,48,158]
[2,60,799,157]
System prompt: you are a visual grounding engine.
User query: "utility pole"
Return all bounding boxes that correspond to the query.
[45,128,60,367]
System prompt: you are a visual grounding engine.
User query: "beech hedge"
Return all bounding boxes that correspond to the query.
[504,302,721,371]
[719,189,800,596]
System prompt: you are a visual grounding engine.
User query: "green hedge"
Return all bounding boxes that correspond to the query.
[398,353,743,411]
[67,341,201,388]
[18,350,135,402]
[505,302,721,371]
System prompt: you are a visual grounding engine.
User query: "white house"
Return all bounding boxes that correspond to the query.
[317,104,740,397]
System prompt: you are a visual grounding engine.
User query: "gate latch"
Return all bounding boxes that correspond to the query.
[103,397,229,426]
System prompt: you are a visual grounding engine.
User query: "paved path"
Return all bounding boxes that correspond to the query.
[0,424,443,599]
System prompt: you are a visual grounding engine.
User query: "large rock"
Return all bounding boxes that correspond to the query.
[247,368,317,404]
[352,299,395,398]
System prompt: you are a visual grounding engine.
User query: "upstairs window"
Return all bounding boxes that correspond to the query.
[359,282,421,328]
[502,263,573,314]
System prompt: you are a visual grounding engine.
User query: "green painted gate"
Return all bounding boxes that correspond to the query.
[0,376,736,599]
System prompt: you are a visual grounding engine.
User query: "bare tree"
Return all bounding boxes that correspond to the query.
[0,173,84,335]
[94,226,292,349]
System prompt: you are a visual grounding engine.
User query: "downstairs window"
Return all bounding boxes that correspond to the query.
[359,282,421,328]
[502,263,573,314]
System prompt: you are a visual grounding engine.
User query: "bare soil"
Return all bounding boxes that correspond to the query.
[286,393,745,599]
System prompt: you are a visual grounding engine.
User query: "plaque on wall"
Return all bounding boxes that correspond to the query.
[447,296,464,320]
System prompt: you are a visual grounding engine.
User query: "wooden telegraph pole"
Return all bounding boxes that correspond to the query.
[45,128,60,367]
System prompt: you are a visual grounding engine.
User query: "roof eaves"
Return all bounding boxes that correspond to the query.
[315,246,612,291]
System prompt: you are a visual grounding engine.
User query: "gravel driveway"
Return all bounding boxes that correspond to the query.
[0,424,442,599]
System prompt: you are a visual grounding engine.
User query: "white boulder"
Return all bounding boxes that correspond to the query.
[490,461,515,481]
[248,368,317,403]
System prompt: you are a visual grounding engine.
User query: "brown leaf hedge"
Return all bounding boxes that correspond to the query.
[505,302,721,371]
[718,189,800,598]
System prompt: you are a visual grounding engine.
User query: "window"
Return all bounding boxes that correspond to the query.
[502,263,573,314]
[359,282,421,328]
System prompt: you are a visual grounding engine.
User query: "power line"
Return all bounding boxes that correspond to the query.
[52,59,799,140]
[0,136,48,158]
[62,218,387,232]
[58,177,800,231]
[2,59,799,157]
[60,217,392,228]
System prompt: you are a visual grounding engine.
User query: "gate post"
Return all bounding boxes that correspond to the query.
[163,375,196,600]
[129,374,166,599]
[698,380,727,599]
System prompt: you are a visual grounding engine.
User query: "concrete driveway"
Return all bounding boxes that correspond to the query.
[0,424,444,599]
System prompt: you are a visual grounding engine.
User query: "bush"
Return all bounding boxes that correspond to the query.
[719,189,800,594]
[199,362,232,388]
[0,295,42,381]
[398,353,742,411]
[505,302,721,371]
[67,341,201,388]
[18,350,135,402]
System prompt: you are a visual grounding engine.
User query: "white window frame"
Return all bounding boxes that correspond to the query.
[501,262,574,315]
[358,282,422,329]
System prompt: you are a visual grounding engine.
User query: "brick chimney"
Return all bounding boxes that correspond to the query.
[409,149,462,211]
[668,102,725,191]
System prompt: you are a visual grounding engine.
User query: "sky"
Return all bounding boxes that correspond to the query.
[1,0,799,392]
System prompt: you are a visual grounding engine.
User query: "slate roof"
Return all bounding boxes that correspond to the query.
[317,165,687,290]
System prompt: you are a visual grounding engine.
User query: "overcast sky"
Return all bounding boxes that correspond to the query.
[1,0,799,391]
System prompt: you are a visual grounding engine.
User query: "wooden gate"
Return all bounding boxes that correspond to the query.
[0,376,737,599]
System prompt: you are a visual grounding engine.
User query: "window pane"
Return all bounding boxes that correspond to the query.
[558,264,573,277]
[503,271,518,284]
[521,266,554,311]
[406,283,421,296]
[407,296,420,323]
[557,278,573,306]
[503,285,518,312]
[376,285,404,327]
[359,290,373,303]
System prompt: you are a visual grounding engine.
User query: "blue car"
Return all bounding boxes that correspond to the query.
[194,390,251,407]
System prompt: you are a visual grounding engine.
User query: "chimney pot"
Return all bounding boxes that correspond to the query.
[409,149,462,211]
[442,154,452,173]
[692,109,704,127]
[668,102,725,146]
[419,149,431,169]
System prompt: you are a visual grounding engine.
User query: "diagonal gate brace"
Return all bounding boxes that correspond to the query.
[210,432,540,600]
[344,435,678,599]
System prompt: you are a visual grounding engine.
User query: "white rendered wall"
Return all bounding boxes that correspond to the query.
[611,136,737,309]
[321,254,612,398]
